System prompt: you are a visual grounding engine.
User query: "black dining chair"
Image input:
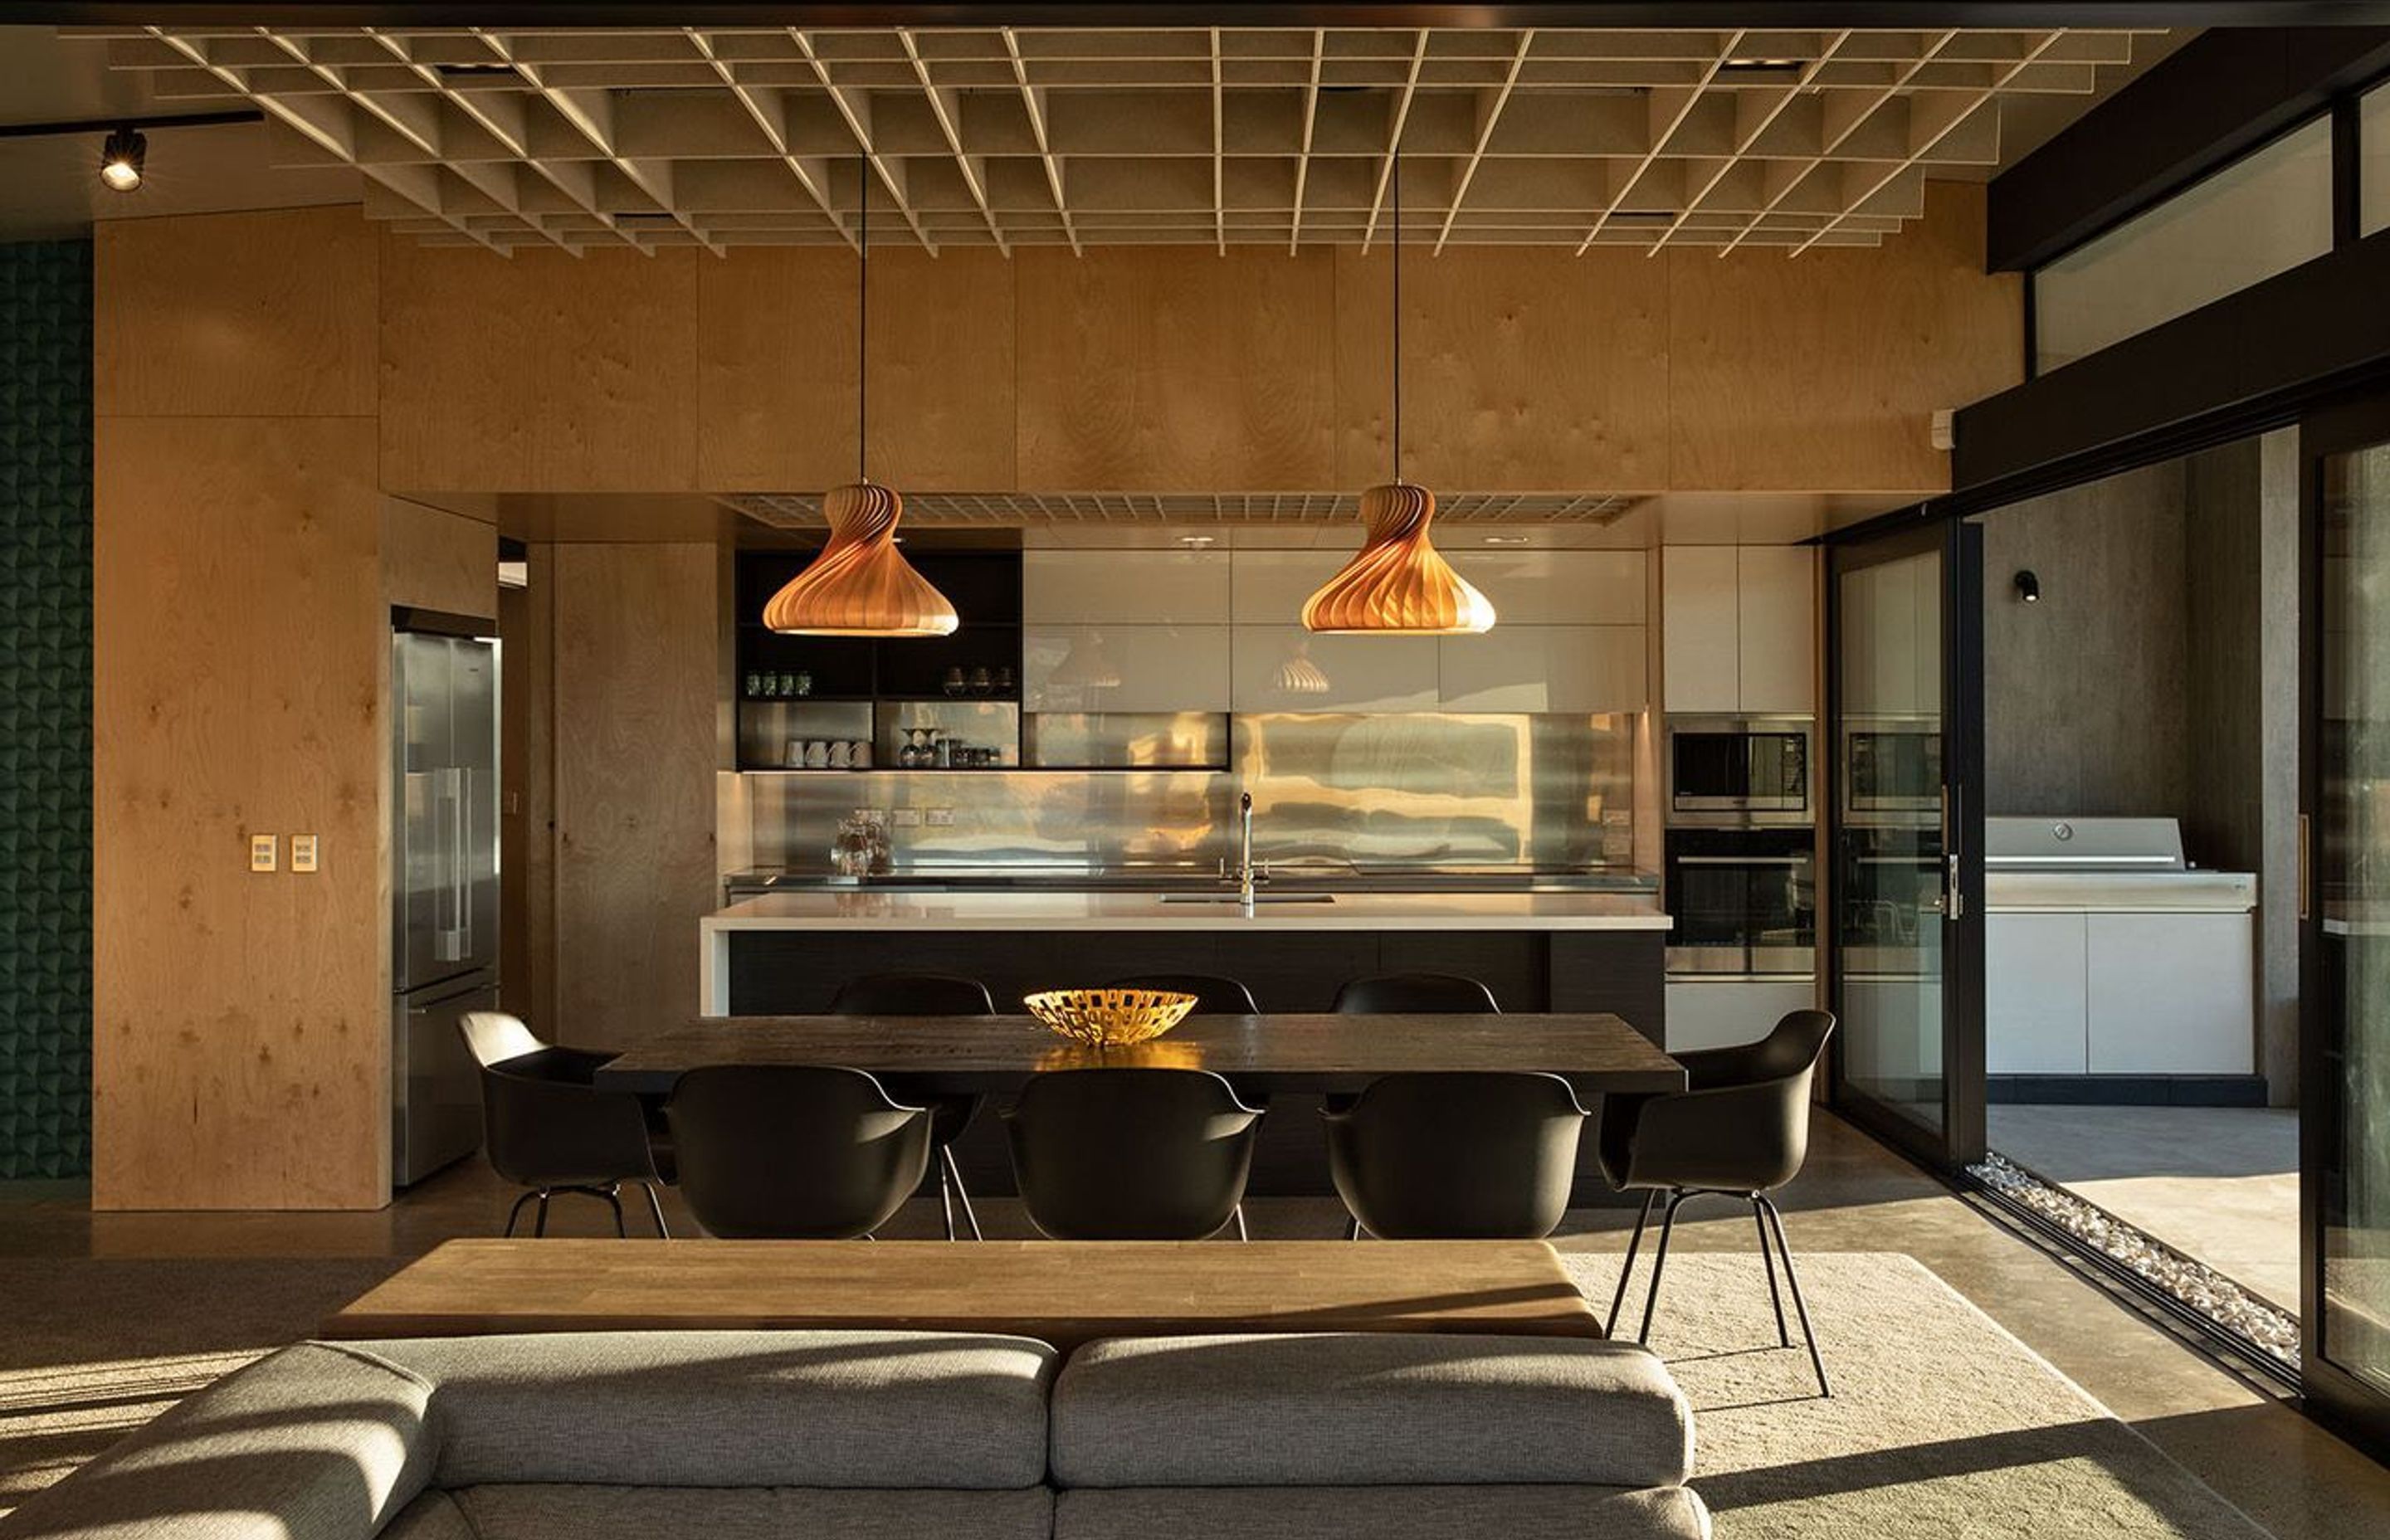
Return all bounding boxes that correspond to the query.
[1323,972,1504,1114]
[459,1011,671,1239]
[1332,972,1502,1016]
[1324,1072,1589,1240]
[666,1065,934,1240]
[1003,1070,1263,1240]
[1597,1009,1838,1397]
[828,972,994,1240]
[1105,972,1261,1015]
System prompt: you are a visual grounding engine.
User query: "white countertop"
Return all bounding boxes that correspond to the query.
[704,889,1672,933]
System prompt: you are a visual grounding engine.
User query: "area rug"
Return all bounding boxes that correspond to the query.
[1560,1251,2272,1539]
[2,1252,2275,1538]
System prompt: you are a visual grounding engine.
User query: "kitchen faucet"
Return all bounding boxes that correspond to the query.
[1236,792,1268,904]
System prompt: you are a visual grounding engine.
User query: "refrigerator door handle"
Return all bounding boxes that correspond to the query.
[438,766,470,962]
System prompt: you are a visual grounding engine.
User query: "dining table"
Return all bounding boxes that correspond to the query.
[590,1011,1687,1099]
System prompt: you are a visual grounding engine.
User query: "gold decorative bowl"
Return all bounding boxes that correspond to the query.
[1023,988,1197,1046]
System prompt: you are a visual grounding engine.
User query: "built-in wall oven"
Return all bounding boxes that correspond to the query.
[1666,716,1812,827]
[1663,826,1817,977]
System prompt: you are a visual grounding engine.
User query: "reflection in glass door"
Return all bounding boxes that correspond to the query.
[1827,520,1984,1167]
[2309,403,2390,1452]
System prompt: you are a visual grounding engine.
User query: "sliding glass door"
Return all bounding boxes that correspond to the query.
[2305,396,2390,1452]
[1826,519,1986,1169]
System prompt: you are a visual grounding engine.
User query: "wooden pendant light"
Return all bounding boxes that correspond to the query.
[1303,143,1494,636]
[761,480,958,636]
[1300,482,1494,635]
[763,154,955,638]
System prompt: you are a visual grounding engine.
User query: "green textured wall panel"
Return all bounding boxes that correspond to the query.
[0,240,93,1177]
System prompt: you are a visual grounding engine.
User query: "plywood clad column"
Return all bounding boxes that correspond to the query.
[93,208,390,1211]
[551,543,720,1049]
[94,348,390,1211]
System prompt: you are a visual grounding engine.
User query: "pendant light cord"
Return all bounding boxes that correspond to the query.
[857,150,868,485]
[1390,147,1401,486]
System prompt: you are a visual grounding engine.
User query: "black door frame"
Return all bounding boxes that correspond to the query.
[2298,387,2390,1459]
[1821,516,1988,1172]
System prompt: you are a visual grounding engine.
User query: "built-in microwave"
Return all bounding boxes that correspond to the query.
[1666,716,1812,826]
[1844,724,1943,818]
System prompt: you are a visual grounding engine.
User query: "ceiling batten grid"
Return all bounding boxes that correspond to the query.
[721,490,1646,529]
[84,24,2153,255]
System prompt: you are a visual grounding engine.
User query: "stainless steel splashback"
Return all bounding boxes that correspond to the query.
[741,712,1638,874]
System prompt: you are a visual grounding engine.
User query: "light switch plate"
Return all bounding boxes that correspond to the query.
[249,834,279,873]
[891,808,922,827]
[925,808,955,827]
[290,834,319,873]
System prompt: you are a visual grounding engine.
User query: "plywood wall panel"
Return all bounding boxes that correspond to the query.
[378,240,537,490]
[383,495,496,619]
[552,543,720,1048]
[526,247,700,491]
[382,241,700,493]
[1016,246,1337,490]
[1332,246,1670,493]
[1666,182,2022,493]
[696,248,856,491]
[868,246,1017,492]
[92,415,389,1210]
[95,207,378,419]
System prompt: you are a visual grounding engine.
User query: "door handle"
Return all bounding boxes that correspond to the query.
[1944,851,1964,921]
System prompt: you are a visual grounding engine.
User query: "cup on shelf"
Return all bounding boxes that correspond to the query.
[851,740,872,770]
[805,740,830,769]
[785,738,805,768]
[829,741,853,769]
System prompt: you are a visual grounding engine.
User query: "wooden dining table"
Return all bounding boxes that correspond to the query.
[590,1011,1686,1099]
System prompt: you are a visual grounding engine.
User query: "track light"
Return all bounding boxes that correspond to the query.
[100,127,144,192]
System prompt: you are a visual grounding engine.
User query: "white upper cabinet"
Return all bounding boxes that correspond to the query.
[1734,546,1817,714]
[1024,549,1232,624]
[1231,627,1440,713]
[1661,546,1741,713]
[1661,544,1816,714]
[1025,625,1232,713]
[1442,550,1647,626]
[1438,626,1647,714]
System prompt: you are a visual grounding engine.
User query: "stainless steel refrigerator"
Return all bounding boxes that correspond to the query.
[392,631,500,1187]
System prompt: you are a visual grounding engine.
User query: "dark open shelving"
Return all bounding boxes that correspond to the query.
[734,548,1025,771]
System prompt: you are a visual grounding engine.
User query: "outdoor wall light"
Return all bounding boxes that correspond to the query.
[2014,570,2041,604]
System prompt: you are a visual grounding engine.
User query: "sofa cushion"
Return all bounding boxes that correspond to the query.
[1050,1333,1694,1489]
[367,1330,1056,1489]
[1054,1485,1711,1539]
[0,1343,436,1540]
[446,1485,1053,1540]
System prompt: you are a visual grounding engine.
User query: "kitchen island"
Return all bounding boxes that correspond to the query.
[701,888,1670,1038]
[698,887,1670,1201]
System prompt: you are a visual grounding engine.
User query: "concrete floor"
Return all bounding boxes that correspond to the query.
[1989,1104,2301,1311]
[2,1110,2383,1538]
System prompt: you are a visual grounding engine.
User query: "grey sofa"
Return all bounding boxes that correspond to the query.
[2,1328,1708,1540]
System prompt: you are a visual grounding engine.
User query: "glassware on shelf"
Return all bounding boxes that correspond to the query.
[793,671,813,698]
[778,672,798,697]
[969,665,993,696]
[744,670,763,699]
[994,665,1015,694]
[942,666,967,697]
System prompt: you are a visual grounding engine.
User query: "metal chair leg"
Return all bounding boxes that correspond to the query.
[1345,1214,1363,1241]
[1759,1195,1831,1398]
[1232,1204,1249,1241]
[943,1148,982,1240]
[1606,1191,1657,1337]
[939,1157,958,1240]
[503,1189,537,1238]
[532,1189,553,1238]
[603,1183,627,1238]
[1636,1189,1692,1345]
[1752,1193,1789,1348]
[639,1181,671,1239]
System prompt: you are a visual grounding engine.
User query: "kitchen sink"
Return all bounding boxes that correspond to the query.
[1158,893,1336,904]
